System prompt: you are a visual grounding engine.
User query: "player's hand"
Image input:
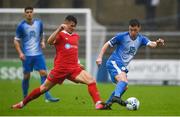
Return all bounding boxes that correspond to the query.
[58,24,67,32]
[79,64,85,70]
[41,41,46,49]
[19,53,25,61]
[156,38,165,47]
[96,58,102,67]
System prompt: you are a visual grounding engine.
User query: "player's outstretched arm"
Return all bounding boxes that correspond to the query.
[47,24,66,45]
[96,42,109,66]
[147,38,165,48]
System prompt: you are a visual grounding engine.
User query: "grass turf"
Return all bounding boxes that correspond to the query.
[0,79,180,116]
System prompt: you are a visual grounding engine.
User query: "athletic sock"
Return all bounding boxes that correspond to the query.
[22,79,29,98]
[114,81,128,97]
[106,87,128,103]
[106,91,115,103]
[40,76,51,99]
[40,76,46,85]
[88,82,101,104]
[121,86,128,97]
[23,87,43,105]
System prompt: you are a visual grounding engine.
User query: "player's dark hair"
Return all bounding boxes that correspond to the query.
[129,19,141,27]
[24,6,34,12]
[65,15,77,25]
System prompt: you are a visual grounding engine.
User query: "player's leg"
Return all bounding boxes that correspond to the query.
[120,86,128,98]
[105,85,128,109]
[114,72,128,98]
[22,73,30,98]
[22,56,33,98]
[39,70,59,102]
[105,61,128,107]
[74,69,104,110]
[106,91,115,103]
[109,72,128,107]
[107,87,128,103]
[35,55,59,102]
[11,79,56,109]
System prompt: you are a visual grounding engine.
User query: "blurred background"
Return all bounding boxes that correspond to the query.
[0,0,179,85]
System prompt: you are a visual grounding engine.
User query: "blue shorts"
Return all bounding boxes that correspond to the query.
[106,60,128,83]
[22,54,47,73]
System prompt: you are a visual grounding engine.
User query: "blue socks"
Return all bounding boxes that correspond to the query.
[40,76,52,99]
[40,75,46,84]
[22,79,29,98]
[106,81,128,103]
[22,75,53,99]
[114,81,127,97]
[106,91,115,103]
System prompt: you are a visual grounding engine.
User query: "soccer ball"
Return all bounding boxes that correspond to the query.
[126,97,140,110]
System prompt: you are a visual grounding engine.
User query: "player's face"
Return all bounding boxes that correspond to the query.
[65,21,76,34]
[129,26,140,40]
[24,9,33,21]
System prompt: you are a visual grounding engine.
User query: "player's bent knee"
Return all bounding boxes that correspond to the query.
[116,74,128,83]
[40,85,49,93]
[23,73,30,79]
[39,70,47,76]
[80,77,96,85]
[87,78,96,85]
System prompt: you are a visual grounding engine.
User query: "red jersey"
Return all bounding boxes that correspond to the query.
[53,30,80,69]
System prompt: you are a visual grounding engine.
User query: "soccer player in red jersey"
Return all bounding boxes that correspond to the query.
[11,15,105,110]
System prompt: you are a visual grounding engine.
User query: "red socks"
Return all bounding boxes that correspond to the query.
[88,82,101,104]
[22,83,102,106]
[23,87,43,105]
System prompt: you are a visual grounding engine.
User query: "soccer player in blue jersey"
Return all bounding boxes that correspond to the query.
[14,6,59,102]
[96,19,165,109]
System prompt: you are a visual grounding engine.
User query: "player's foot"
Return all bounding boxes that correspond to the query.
[102,102,112,110]
[11,101,24,109]
[95,101,105,110]
[45,92,59,102]
[45,97,60,102]
[111,96,127,106]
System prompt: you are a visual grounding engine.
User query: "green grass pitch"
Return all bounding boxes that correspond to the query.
[0,79,180,116]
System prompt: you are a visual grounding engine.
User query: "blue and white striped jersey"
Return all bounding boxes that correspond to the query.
[15,19,44,56]
[108,31,151,66]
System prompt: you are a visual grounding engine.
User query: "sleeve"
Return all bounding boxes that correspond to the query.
[55,32,62,44]
[15,24,23,40]
[108,33,122,47]
[141,35,151,46]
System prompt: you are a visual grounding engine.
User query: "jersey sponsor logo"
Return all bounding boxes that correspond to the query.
[65,43,78,49]
[65,43,71,49]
